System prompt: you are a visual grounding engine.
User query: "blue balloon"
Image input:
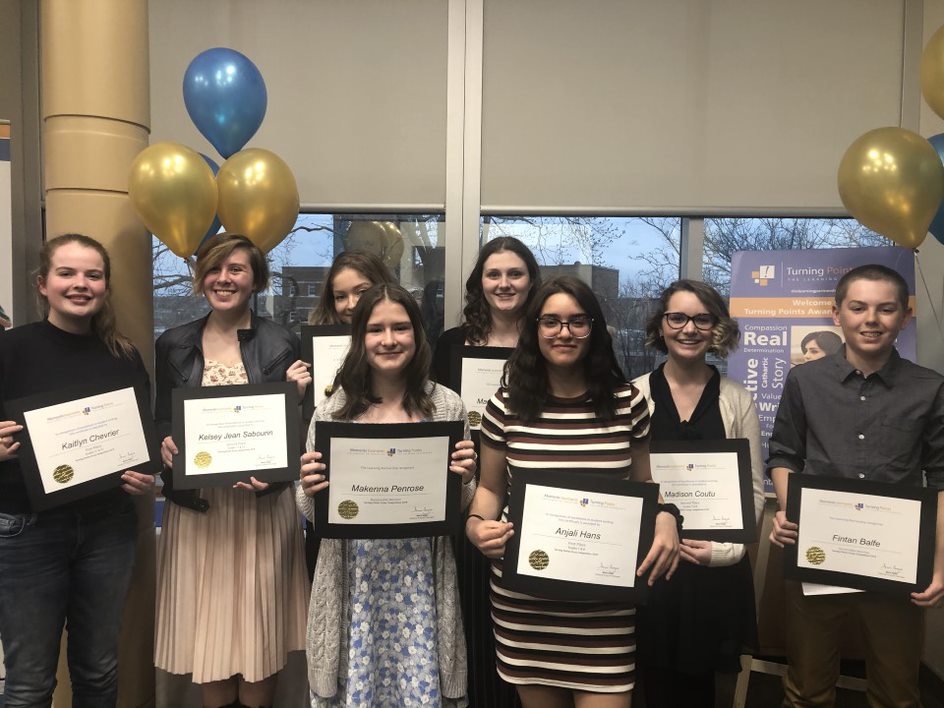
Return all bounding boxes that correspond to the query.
[183,48,267,159]
[927,133,944,246]
[197,154,223,251]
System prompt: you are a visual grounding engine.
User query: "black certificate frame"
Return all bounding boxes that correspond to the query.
[171,381,300,490]
[503,468,660,603]
[313,420,464,539]
[300,324,351,419]
[649,438,757,543]
[783,473,937,596]
[6,378,160,511]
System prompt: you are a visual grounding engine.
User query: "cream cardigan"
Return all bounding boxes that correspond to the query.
[632,372,765,567]
[295,382,475,703]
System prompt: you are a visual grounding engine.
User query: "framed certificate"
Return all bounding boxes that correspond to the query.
[649,439,756,542]
[6,378,160,510]
[301,324,351,419]
[313,420,464,539]
[503,469,659,602]
[449,346,511,430]
[784,473,937,595]
[171,382,300,489]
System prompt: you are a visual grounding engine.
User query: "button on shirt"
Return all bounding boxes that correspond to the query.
[767,349,944,490]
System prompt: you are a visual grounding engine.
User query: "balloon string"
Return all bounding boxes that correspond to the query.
[914,251,944,342]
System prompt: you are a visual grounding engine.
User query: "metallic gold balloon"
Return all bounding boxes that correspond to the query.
[128,142,218,258]
[922,25,944,121]
[216,148,300,253]
[343,221,404,267]
[837,127,943,249]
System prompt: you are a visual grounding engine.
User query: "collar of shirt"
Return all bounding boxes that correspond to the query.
[829,347,902,388]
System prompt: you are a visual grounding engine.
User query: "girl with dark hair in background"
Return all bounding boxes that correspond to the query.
[431,236,541,707]
[633,279,764,707]
[307,250,395,326]
[0,233,154,707]
[466,276,680,708]
[154,233,308,708]
[800,329,843,362]
[298,283,477,706]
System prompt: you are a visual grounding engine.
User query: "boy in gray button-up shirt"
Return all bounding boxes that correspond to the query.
[768,263,944,708]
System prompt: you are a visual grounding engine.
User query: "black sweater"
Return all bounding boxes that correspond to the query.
[0,320,150,514]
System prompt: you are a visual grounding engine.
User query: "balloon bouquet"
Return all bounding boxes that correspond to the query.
[129,47,299,258]
[837,26,944,252]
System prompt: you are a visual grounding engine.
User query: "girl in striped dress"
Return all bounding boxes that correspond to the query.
[465,276,680,708]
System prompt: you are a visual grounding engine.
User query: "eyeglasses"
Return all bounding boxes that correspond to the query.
[537,315,593,339]
[663,312,717,331]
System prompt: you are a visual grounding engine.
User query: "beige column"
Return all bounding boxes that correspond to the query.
[41,2,155,707]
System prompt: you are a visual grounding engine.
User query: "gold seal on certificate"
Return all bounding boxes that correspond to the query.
[52,464,75,484]
[5,379,160,510]
[338,500,359,519]
[528,549,550,571]
[171,382,300,490]
[805,547,826,565]
[502,469,659,602]
[785,473,938,595]
[452,346,512,431]
[313,420,464,539]
[300,324,351,418]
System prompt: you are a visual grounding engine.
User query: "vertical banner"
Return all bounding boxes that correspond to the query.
[727,247,916,492]
[0,120,11,327]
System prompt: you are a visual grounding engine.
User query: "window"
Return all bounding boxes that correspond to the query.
[153,213,447,339]
[702,218,890,297]
[480,216,681,378]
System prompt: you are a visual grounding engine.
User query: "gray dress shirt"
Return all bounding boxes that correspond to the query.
[767,349,944,490]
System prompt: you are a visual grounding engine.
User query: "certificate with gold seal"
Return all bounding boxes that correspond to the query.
[783,474,937,595]
[6,378,159,510]
[449,346,512,431]
[301,324,351,418]
[171,382,300,489]
[312,420,463,539]
[503,469,659,602]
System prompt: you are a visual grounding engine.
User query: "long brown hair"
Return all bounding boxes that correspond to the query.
[36,233,135,359]
[504,276,625,422]
[462,236,541,344]
[308,250,395,325]
[334,283,434,421]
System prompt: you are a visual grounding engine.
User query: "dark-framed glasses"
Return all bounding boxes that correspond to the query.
[663,312,717,330]
[537,315,593,339]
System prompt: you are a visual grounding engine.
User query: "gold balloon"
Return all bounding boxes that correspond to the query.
[216,148,300,253]
[344,221,404,267]
[837,127,943,249]
[128,142,218,258]
[922,25,944,121]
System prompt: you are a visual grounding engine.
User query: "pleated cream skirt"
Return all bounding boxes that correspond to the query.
[154,484,308,683]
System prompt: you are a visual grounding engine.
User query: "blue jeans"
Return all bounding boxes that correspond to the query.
[0,504,137,708]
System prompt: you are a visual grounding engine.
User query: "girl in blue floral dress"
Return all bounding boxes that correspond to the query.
[297,283,478,706]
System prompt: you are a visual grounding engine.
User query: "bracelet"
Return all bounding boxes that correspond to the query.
[657,503,684,532]
[467,513,486,522]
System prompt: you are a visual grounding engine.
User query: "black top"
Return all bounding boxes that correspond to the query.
[767,348,944,489]
[431,325,467,390]
[649,364,725,441]
[0,320,149,514]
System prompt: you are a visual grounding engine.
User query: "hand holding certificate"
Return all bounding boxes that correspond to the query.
[783,474,937,596]
[171,382,300,489]
[503,469,659,602]
[5,378,160,510]
[650,439,756,542]
[310,420,464,538]
[301,325,351,417]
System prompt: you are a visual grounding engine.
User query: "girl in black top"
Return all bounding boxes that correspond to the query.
[0,233,154,708]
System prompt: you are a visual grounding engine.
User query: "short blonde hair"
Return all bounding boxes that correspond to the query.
[192,233,269,295]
